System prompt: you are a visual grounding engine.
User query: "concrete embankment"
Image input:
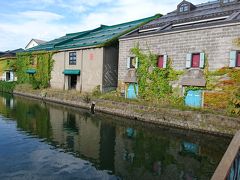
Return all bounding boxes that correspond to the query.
[13,90,240,136]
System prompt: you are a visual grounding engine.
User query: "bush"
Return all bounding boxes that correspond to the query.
[92,85,101,97]
[82,93,91,103]
[229,87,240,116]
[0,81,17,93]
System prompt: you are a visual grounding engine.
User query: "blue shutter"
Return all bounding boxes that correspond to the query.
[127,57,131,69]
[186,53,192,68]
[135,57,139,69]
[200,53,205,68]
[163,55,168,68]
[229,51,237,67]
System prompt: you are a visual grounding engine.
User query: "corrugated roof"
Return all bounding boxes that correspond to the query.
[27,15,158,52]
[28,30,90,51]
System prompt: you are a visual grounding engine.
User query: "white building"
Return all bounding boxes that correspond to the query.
[25,39,46,50]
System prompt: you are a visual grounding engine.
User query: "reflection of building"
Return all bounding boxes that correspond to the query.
[99,122,116,172]
[113,125,227,179]
[4,96,228,179]
[49,107,101,161]
[48,106,117,171]
[3,97,14,109]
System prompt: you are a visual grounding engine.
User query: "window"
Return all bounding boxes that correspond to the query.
[186,53,205,68]
[179,3,189,13]
[69,52,77,65]
[157,55,164,68]
[127,57,138,69]
[222,0,235,3]
[157,55,167,68]
[191,53,200,68]
[29,57,36,65]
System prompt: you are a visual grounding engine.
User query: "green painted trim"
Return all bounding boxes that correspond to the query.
[26,69,36,74]
[63,69,80,75]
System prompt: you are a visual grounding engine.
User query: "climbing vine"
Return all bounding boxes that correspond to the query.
[16,51,54,89]
[131,45,183,100]
[204,66,240,115]
[0,58,16,76]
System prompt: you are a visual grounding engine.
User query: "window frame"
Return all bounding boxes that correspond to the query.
[69,52,77,65]
[179,3,189,13]
[186,52,205,69]
[157,55,164,68]
[191,53,201,68]
[129,57,136,69]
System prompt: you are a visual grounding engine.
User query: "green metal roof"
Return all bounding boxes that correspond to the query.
[27,30,90,52]
[27,15,158,52]
[26,69,36,74]
[63,69,80,75]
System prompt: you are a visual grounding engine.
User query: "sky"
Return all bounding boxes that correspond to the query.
[0,0,204,51]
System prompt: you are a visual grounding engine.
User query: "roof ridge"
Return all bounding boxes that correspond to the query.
[101,15,160,29]
[32,38,45,41]
[195,0,220,7]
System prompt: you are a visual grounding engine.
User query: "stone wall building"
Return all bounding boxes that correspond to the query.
[28,16,157,92]
[118,0,240,106]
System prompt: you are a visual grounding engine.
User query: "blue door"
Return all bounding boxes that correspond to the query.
[185,90,202,107]
[127,83,138,99]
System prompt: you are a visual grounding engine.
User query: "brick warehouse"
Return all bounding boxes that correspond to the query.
[118,0,240,106]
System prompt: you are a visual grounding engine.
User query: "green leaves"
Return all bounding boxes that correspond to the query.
[16,52,54,89]
[131,46,181,100]
[0,81,17,93]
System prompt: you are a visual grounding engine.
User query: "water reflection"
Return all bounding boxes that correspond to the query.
[0,93,231,179]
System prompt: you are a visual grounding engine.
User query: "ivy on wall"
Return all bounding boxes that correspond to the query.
[205,67,240,115]
[16,51,54,89]
[0,58,16,76]
[131,45,183,100]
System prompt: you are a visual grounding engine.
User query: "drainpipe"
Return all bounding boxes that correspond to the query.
[80,50,83,92]
[63,51,66,90]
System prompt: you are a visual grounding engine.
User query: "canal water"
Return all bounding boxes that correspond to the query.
[0,93,231,180]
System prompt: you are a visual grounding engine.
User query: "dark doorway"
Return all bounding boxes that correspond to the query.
[69,75,77,89]
[6,72,10,81]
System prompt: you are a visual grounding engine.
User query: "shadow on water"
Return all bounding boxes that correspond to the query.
[0,92,231,180]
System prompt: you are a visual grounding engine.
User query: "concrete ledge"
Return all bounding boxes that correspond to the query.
[13,91,240,136]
